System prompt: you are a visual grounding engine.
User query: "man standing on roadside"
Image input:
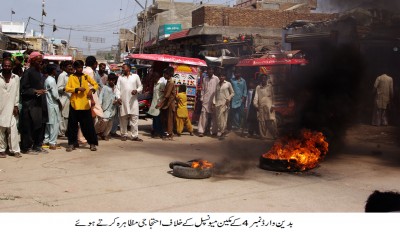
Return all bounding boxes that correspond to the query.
[197,66,219,137]
[57,61,73,137]
[254,74,277,139]
[0,59,21,158]
[157,67,176,140]
[213,73,235,139]
[116,64,143,142]
[20,52,48,154]
[98,63,108,86]
[43,64,61,150]
[372,72,393,126]
[229,68,247,130]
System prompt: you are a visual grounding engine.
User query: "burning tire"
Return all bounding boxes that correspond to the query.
[169,160,214,179]
[172,166,213,179]
[259,129,329,172]
[169,161,191,169]
[259,156,301,172]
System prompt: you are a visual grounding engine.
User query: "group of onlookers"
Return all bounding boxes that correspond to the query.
[194,66,278,140]
[0,51,145,158]
[0,50,282,159]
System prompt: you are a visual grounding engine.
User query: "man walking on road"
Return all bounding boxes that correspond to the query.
[0,59,21,158]
[116,64,143,142]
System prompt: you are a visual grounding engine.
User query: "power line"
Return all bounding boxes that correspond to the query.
[29,15,135,32]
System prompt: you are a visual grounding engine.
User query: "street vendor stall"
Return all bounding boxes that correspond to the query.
[127,54,207,119]
[236,51,307,126]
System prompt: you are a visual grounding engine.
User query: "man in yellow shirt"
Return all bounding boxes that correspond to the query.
[65,60,99,151]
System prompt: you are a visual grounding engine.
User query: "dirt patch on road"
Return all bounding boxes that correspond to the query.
[345,124,399,146]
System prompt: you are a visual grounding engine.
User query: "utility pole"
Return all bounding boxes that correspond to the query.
[139,0,148,54]
[132,0,147,54]
[23,17,31,40]
[67,27,72,50]
[40,0,45,37]
[83,36,105,56]
[51,19,55,55]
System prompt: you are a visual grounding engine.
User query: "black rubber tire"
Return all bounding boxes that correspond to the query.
[172,166,213,179]
[169,161,191,169]
[259,156,300,172]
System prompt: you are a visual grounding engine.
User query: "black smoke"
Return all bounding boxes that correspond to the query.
[287,41,365,152]
[319,0,400,12]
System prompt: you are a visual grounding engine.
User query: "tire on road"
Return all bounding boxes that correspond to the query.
[172,166,213,179]
[169,161,191,169]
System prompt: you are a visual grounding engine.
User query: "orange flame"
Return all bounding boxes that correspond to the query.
[191,160,214,169]
[262,129,329,171]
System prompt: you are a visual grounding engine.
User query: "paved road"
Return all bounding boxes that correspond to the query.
[0,122,399,212]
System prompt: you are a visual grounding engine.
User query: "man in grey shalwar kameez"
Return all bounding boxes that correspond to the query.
[44,64,61,150]
[253,74,278,139]
[372,73,393,126]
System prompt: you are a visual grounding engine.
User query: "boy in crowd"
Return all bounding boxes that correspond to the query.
[65,60,99,152]
[176,85,194,136]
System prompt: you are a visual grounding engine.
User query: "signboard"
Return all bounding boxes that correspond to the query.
[237,58,307,66]
[0,21,25,34]
[171,63,199,110]
[171,64,198,89]
[158,24,182,40]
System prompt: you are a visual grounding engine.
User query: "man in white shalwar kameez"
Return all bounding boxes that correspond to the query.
[0,59,21,158]
[57,61,72,136]
[213,73,235,138]
[198,66,219,137]
[116,64,143,141]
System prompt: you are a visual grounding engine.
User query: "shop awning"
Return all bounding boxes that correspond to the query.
[128,53,207,66]
[2,50,26,54]
[168,29,190,41]
[43,55,73,61]
[236,57,307,66]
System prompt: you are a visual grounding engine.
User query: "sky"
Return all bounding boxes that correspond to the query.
[0,0,342,55]
[1,0,144,55]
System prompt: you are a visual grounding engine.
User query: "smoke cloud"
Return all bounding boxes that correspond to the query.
[286,42,365,152]
[319,0,400,12]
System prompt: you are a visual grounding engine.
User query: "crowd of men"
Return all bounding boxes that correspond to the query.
[0,51,279,158]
